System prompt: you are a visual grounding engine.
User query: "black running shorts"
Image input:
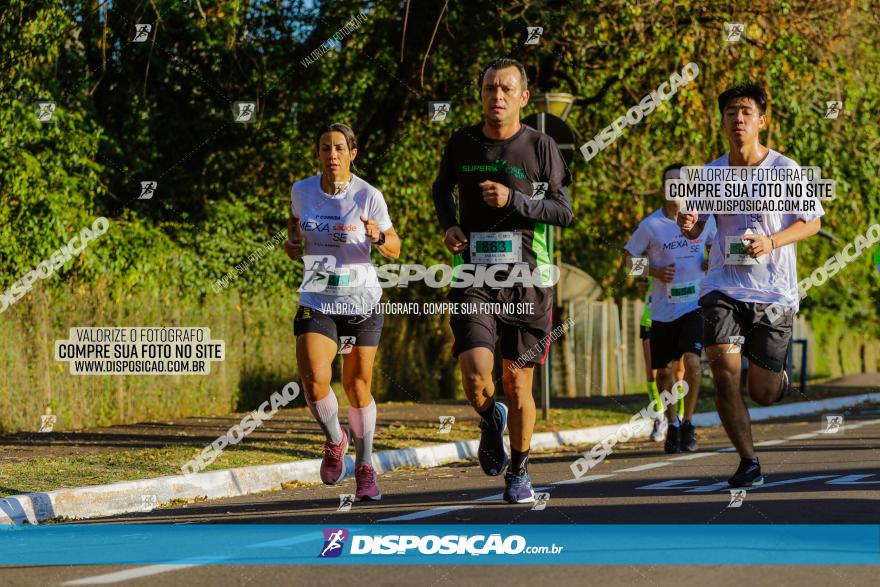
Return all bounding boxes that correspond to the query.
[293,304,384,349]
[699,290,793,372]
[449,285,552,365]
[649,309,703,369]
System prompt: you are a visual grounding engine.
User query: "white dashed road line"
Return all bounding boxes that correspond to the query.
[613,462,672,473]
[670,452,717,461]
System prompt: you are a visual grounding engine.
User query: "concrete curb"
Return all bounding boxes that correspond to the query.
[1,392,876,525]
[689,392,880,427]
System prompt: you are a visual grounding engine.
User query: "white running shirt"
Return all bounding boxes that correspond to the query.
[291,174,393,314]
[625,209,716,322]
[698,149,825,311]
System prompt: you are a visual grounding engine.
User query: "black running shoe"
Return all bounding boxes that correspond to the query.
[477,403,508,476]
[728,458,764,487]
[664,424,682,454]
[774,370,790,404]
[681,421,698,452]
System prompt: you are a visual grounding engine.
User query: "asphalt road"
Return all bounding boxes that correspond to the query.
[2,406,879,586]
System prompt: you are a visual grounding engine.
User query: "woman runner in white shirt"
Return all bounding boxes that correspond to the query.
[285,123,401,501]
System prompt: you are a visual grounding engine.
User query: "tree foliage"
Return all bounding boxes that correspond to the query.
[2,0,879,399]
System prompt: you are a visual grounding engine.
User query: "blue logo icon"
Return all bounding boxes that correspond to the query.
[319,528,349,558]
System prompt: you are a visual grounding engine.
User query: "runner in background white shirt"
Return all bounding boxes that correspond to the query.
[285,123,401,501]
[625,164,715,453]
[678,83,823,487]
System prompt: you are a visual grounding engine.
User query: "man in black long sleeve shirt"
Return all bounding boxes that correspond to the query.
[431,58,573,504]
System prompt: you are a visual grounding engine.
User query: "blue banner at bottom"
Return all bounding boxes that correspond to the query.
[1,525,878,565]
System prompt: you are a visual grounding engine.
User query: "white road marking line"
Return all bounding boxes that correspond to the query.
[683,481,730,493]
[826,474,880,485]
[786,433,819,440]
[844,419,880,430]
[379,505,473,522]
[669,452,716,461]
[716,447,737,452]
[754,439,787,446]
[63,562,218,585]
[379,487,551,522]
[614,462,671,473]
[63,530,344,584]
[553,474,616,486]
[742,475,839,490]
[825,418,880,432]
[636,479,701,490]
[686,475,846,494]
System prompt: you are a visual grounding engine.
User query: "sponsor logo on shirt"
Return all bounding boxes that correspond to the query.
[302,220,330,232]
[461,159,528,180]
[662,240,691,250]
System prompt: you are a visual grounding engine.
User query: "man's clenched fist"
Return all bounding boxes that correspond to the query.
[480,180,510,208]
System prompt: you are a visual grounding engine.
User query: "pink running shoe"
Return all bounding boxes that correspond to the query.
[320,428,349,485]
[355,463,382,501]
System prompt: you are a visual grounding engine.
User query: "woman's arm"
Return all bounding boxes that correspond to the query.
[285,214,303,260]
[376,227,401,260]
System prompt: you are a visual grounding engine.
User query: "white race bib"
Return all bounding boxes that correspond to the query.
[470,231,522,264]
[724,235,767,265]
[666,280,700,304]
[321,267,353,296]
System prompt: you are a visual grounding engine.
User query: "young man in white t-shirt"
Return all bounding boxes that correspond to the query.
[678,83,824,487]
[625,163,715,454]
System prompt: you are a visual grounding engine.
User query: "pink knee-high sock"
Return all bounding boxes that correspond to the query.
[306,389,343,444]
[349,400,376,467]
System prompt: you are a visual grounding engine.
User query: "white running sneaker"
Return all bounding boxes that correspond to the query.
[650,417,666,442]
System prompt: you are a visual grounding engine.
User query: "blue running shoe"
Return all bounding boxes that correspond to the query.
[478,402,508,476]
[503,468,535,504]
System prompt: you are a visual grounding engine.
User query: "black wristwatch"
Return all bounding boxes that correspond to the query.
[375,231,386,246]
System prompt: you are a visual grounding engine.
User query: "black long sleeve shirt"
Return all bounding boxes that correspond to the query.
[432,123,573,270]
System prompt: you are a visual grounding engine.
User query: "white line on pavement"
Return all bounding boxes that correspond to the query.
[64,529,341,585]
[552,474,616,486]
[613,462,671,473]
[380,505,473,522]
[754,439,788,446]
[844,419,879,430]
[683,481,730,493]
[378,487,550,522]
[63,563,218,585]
[744,475,839,490]
[669,452,717,461]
